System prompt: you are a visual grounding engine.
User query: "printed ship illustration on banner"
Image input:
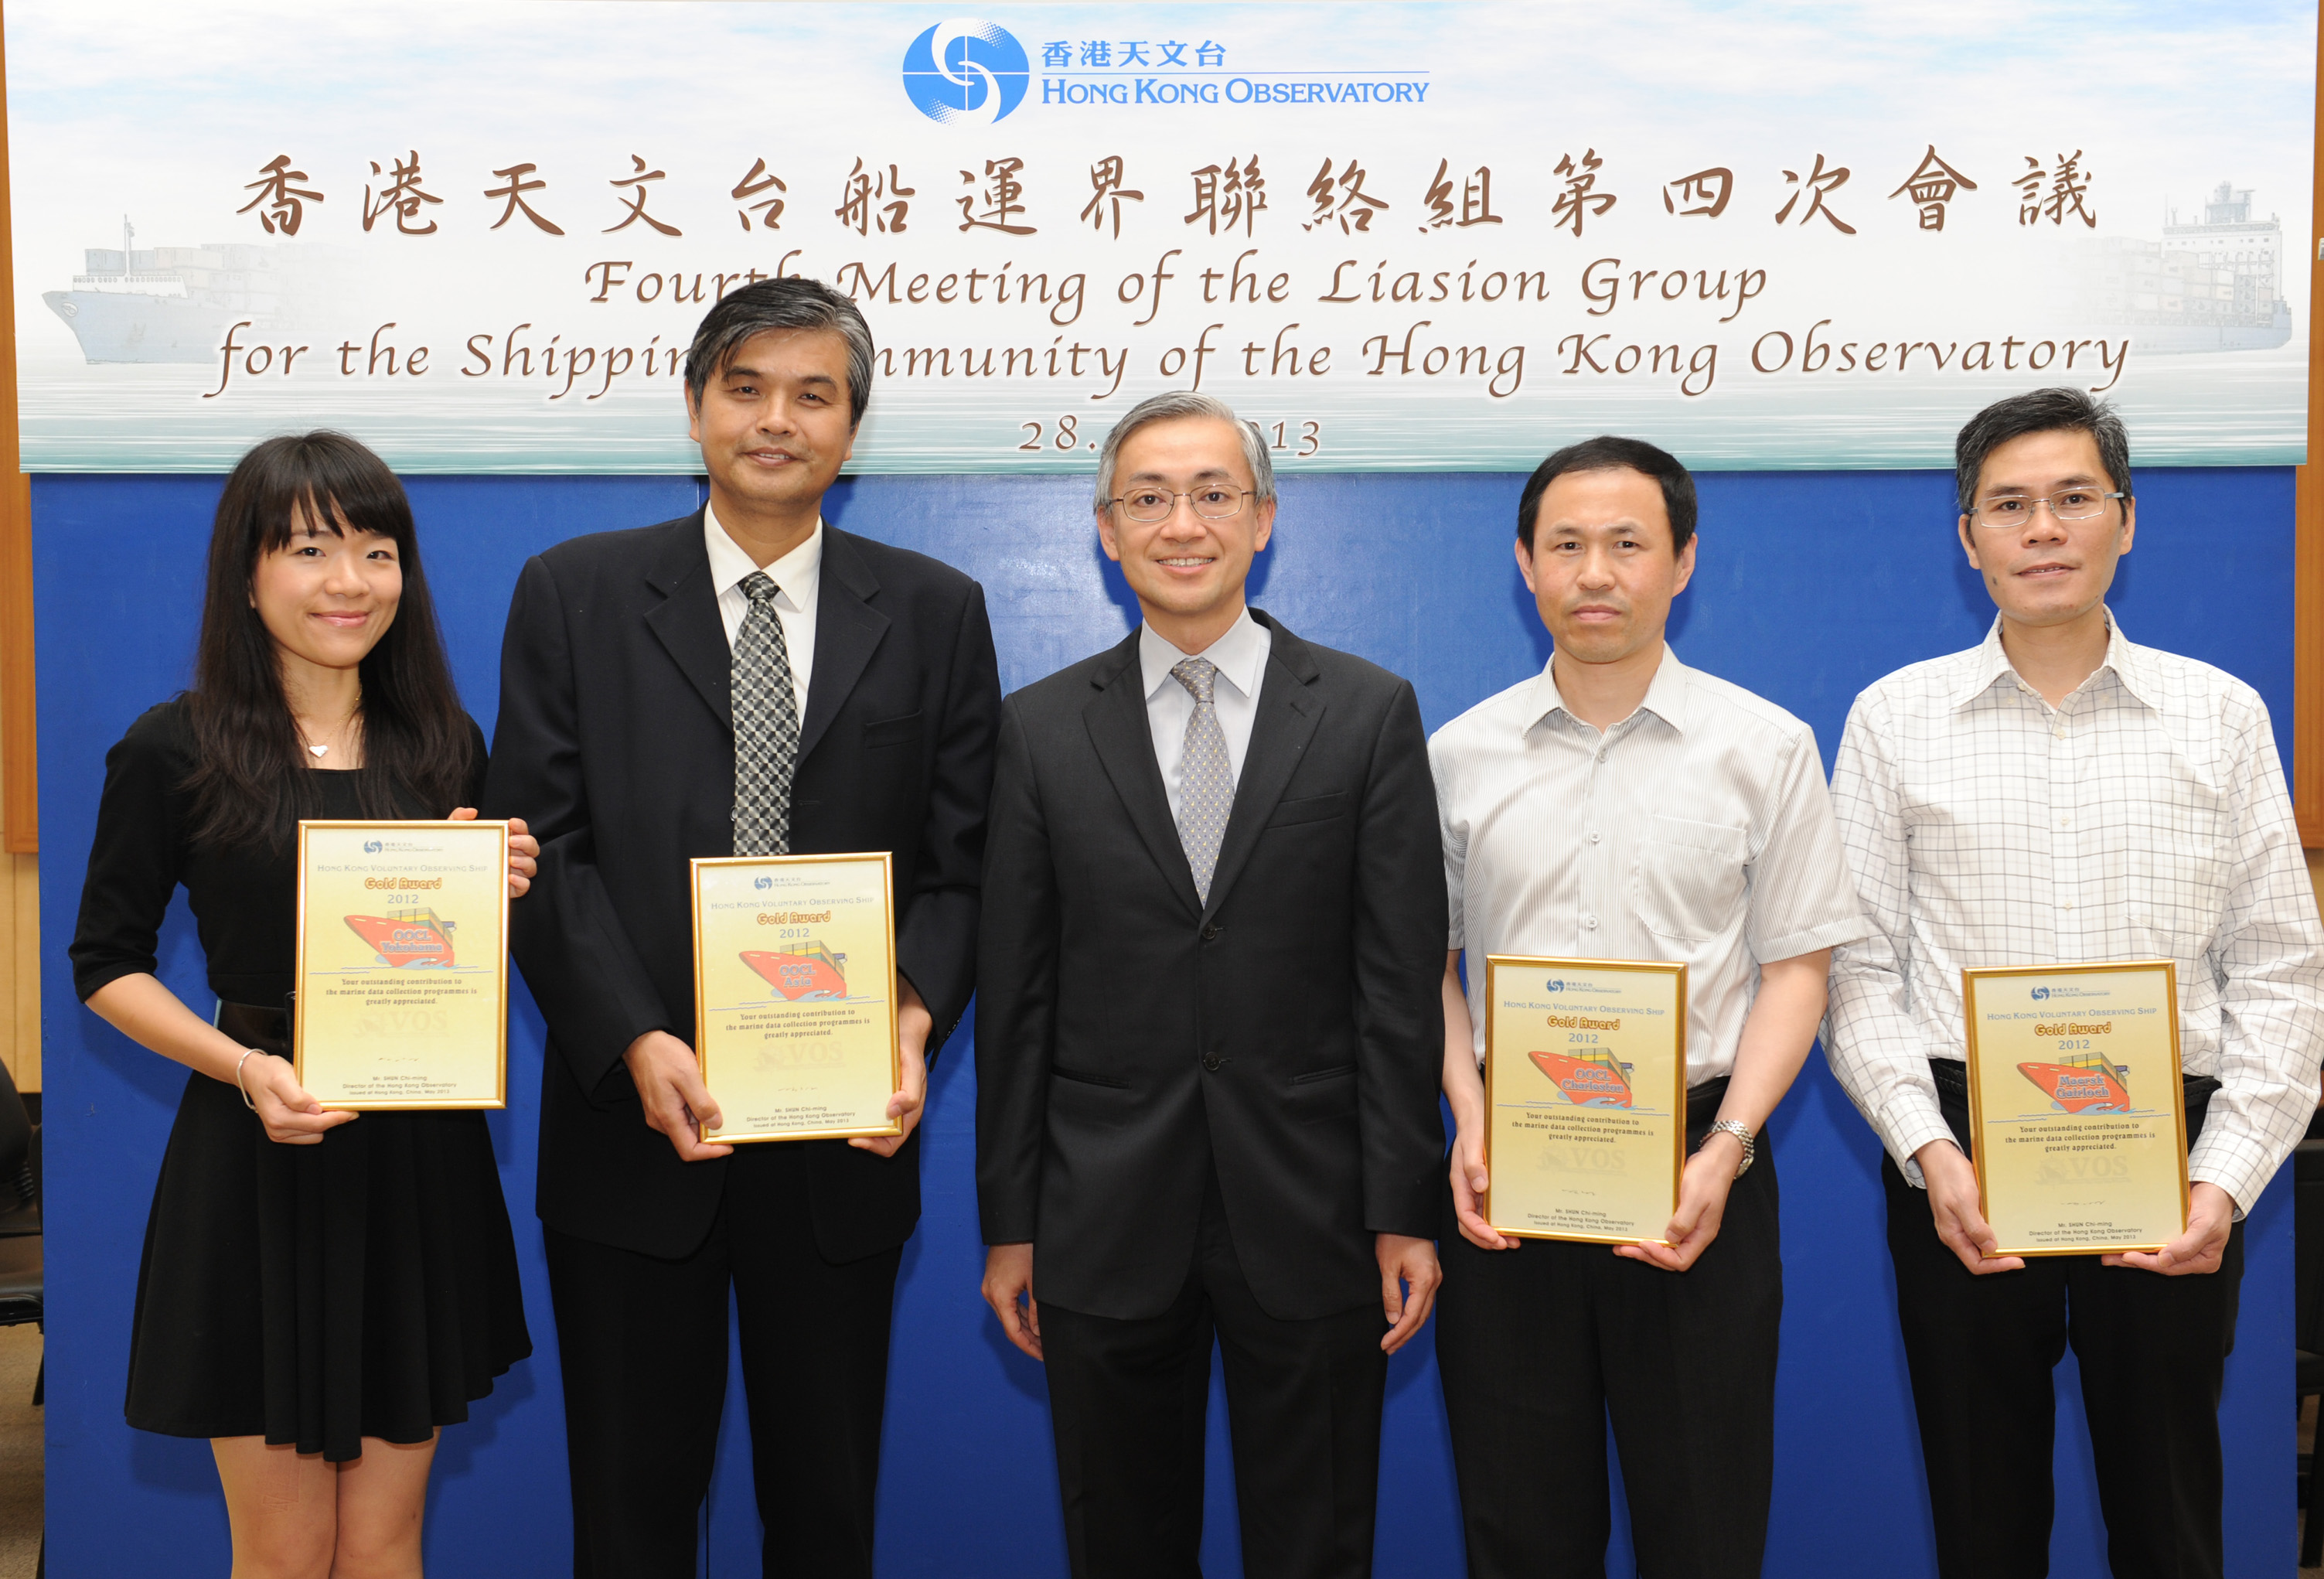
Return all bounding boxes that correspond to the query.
[343,908,458,968]
[2016,1050,2131,1114]
[741,940,849,1001]
[2080,181,2294,356]
[1528,1049,1636,1109]
[42,217,336,365]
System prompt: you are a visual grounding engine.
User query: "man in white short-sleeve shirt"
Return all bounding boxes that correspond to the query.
[1429,435,1871,1579]
[1822,387,2324,1579]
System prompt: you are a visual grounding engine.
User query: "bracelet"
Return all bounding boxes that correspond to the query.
[234,1049,263,1111]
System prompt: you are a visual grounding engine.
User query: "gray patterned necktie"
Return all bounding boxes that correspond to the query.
[1171,657,1235,903]
[732,571,802,856]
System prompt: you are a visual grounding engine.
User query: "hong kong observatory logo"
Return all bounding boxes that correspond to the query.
[1545,979,1566,994]
[901,19,1030,124]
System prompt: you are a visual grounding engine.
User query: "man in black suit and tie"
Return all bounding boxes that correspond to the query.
[976,390,1447,1579]
[485,278,1000,1578]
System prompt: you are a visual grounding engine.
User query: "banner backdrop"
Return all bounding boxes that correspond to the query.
[5,1,2314,472]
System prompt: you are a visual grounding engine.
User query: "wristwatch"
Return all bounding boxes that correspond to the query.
[1706,1119,1757,1177]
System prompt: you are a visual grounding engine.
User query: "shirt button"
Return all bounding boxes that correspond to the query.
[1589,830,1603,844]
[2062,902,2074,912]
[2059,817,2070,829]
[1583,914,1600,930]
[1201,1051,1224,1072]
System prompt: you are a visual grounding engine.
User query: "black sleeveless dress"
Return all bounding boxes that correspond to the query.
[70,700,530,1462]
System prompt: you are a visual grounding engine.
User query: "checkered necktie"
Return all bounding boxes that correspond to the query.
[1171,658,1235,903]
[732,571,801,856]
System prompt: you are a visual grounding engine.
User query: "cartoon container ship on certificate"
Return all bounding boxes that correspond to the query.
[740,940,849,1002]
[2016,1049,2131,1114]
[342,905,457,968]
[1528,1048,1636,1109]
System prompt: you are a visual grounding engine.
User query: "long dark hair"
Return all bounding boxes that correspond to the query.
[182,432,473,847]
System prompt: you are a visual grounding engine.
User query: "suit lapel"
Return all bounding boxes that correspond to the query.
[1201,612,1324,922]
[798,527,889,764]
[642,511,733,732]
[1083,632,1204,921]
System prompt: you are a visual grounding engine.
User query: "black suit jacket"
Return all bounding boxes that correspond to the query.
[486,513,1000,1262]
[974,610,1447,1322]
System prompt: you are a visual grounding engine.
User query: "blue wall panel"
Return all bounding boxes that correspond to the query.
[32,465,2295,1576]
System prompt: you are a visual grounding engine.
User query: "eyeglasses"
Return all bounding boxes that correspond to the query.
[1968,489,2125,530]
[1106,486,1254,524]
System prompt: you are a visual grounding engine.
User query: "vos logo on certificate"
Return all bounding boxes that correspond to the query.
[1481,956,1686,1246]
[690,851,902,1144]
[1962,961,2189,1256]
[293,819,510,1110]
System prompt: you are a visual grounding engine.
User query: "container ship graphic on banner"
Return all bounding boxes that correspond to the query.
[741,940,849,1001]
[2081,181,2293,355]
[42,217,330,364]
[2016,1050,2131,1114]
[1528,1049,1636,1109]
[343,907,458,968]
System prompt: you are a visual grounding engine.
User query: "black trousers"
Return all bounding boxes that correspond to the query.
[543,1141,903,1579]
[1037,1170,1389,1579]
[1436,1083,1781,1579]
[1888,1065,2242,1579]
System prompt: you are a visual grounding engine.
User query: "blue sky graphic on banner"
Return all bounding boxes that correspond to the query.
[4,1,2313,472]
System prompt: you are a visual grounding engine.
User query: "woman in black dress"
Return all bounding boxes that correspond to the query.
[70,433,536,1577]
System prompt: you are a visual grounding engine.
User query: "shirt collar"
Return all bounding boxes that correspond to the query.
[704,503,824,609]
[1524,643,1690,735]
[1951,609,2157,711]
[1140,608,1268,702]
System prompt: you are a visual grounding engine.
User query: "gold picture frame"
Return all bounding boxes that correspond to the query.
[292,818,510,1110]
[1961,960,2189,1257]
[1481,954,1688,1246]
[689,850,903,1144]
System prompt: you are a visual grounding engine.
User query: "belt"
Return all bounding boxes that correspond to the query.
[215,1000,292,1056]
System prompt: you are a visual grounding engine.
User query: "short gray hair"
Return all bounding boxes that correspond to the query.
[683,277,876,429]
[1954,387,2132,518]
[1092,391,1276,515]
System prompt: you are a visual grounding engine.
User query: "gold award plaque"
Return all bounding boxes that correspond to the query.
[1481,955,1687,1245]
[293,819,509,1110]
[1962,961,2189,1256]
[690,852,902,1144]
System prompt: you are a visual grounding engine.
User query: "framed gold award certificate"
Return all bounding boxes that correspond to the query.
[293,820,509,1110]
[690,851,902,1144]
[1481,955,1687,1245]
[1961,961,2189,1256]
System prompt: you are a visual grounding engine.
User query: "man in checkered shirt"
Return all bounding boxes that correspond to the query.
[1824,386,2324,1579]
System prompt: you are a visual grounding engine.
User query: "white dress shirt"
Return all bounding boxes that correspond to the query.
[1823,613,2324,1211]
[1140,609,1272,823]
[704,504,822,721]
[1431,646,1872,1084]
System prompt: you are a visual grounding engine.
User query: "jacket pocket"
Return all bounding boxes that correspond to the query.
[863,711,924,750]
[1050,1062,1130,1089]
[1287,1063,1358,1123]
[1267,791,1349,829]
